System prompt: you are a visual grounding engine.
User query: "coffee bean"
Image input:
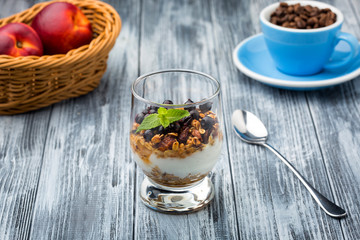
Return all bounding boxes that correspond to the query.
[271,17,279,25]
[294,4,301,13]
[296,18,306,29]
[321,8,331,13]
[325,19,334,26]
[288,14,295,21]
[280,15,288,23]
[287,6,294,14]
[304,5,312,13]
[299,14,308,20]
[270,2,336,29]
[307,17,318,26]
[275,8,284,17]
[282,22,290,28]
[329,12,336,20]
[310,10,319,17]
[319,14,326,27]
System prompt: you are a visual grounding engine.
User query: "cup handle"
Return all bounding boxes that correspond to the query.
[324,32,359,70]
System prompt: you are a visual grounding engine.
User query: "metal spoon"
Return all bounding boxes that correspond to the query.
[231,109,346,218]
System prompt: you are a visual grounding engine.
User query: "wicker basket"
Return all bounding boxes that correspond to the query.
[0,0,121,115]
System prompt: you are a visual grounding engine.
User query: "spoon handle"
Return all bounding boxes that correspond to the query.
[262,143,346,218]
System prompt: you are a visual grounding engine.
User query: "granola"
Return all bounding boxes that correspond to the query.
[144,166,208,187]
[130,100,223,187]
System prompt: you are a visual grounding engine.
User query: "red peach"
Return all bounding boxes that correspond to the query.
[31,2,93,55]
[0,23,43,57]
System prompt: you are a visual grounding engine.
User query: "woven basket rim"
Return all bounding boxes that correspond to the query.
[0,0,121,114]
[0,0,122,67]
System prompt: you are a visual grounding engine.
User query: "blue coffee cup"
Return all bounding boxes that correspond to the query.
[260,1,359,76]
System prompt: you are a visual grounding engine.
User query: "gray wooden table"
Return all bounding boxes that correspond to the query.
[1,0,360,239]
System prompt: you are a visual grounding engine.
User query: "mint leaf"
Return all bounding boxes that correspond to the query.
[136,114,161,133]
[166,109,190,123]
[158,107,167,115]
[135,107,191,133]
[157,107,169,128]
[159,115,170,128]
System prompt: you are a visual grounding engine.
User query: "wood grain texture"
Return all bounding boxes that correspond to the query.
[210,0,347,239]
[0,109,51,240]
[0,2,51,239]
[27,0,140,239]
[135,0,239,239]
[0,0,360,239]
[305,0,360,239]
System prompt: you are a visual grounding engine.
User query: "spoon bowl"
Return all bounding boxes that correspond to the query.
[231,109,267,144]
[231,109,347,218]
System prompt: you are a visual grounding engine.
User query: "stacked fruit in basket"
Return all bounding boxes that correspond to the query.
[0,2,93,57]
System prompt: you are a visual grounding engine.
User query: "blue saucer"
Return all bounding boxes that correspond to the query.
[233,33,360,90]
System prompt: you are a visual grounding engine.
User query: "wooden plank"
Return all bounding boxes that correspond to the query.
[305,0,360,239]
[1,0,359,239]
[28,0,140,239]
[0,0,32,19]
[210,0,345,239]
[135,0,239,239]
[0,110,51,240]
[0,1,51,240]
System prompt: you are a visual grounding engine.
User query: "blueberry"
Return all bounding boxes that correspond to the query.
[157,126,165,134]
[144,130,154,142]
[135,113,145,124]
[201,116,215,129]
[189,110,200,120]
[149,109,157,114]
[178,117,185,124]
[142,109,148,114]
[199,102,212,112]
[163,100,173,105]
[168,122,181,132]
[150,105,159,111]
[184,99,196,111]
[182,116,193,126]
[175,122,181,132]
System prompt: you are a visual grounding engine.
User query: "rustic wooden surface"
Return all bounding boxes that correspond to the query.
[0,0,359,239]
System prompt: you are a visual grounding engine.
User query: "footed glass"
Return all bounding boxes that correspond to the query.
[130,69,223,213]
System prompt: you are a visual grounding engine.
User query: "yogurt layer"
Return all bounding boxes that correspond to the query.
[134,139,222,178]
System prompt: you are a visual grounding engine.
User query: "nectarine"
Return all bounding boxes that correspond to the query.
[0,23,43,57]
[31,2,93,55]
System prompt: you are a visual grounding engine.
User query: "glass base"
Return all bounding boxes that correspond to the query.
[140,176,214,213]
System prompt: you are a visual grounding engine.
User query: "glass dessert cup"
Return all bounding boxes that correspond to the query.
[130,69,223,213]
